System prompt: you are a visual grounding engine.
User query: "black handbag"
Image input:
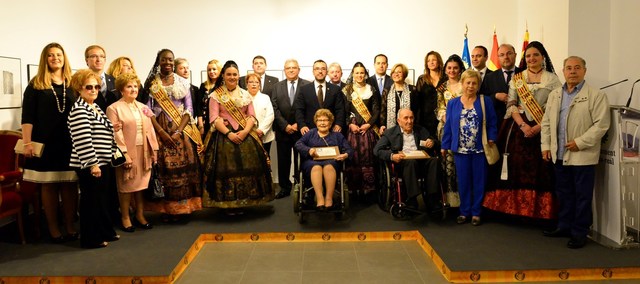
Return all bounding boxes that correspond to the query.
[111,146,126,167]
[147,164,165,200]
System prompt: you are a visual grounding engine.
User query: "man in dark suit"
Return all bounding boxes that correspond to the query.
[85,44,120,220]
[271,59,311,198]
[85,45,118,112]
[328,62,346,88]
[239,55,279,96]
[471,45,492,82]
[295,59,345,135]
[374,109,439,207]
[367,54,392,97]
[480,44,521,126]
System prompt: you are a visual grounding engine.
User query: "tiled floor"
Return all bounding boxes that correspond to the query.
[175,241,449,284]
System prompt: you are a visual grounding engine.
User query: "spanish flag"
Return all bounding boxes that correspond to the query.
[520,28,530,63]
[488,31,500,71]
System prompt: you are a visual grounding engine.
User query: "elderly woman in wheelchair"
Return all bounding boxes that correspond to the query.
[373,109,442,216]
[295,109,353,210]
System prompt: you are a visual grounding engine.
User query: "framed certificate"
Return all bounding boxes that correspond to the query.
[400,150,430,159]
[313,146,340,160]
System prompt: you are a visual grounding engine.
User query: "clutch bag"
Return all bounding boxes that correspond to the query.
[14,139,44,157]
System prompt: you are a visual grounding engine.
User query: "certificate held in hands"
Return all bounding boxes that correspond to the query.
[313,146,340,160]
[14,139,45,158]
[400,150,430,159]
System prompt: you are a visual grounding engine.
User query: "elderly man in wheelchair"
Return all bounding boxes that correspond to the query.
[374,108,442,217]
[295,109,354,212]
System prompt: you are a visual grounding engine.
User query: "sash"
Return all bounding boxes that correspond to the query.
[213,87,271,161]
[150,77,204,153]
[351,89,380,136]
[512,72,544,125]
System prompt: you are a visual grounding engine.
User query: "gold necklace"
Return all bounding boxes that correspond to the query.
[51,81,66,113]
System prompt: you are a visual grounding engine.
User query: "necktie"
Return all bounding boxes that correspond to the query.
[378,77,384,95]
[100,74,106,95]
[289,81,295,104]
[505,70,513,84]
[317,85,324,106]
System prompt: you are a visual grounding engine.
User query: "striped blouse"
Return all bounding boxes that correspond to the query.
[68,98,115,169]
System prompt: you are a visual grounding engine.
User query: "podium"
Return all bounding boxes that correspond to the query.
[592,106,640,248]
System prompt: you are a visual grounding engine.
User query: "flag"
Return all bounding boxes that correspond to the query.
[519,28,530,63]
[462,36,471,69]
[488,31,501,71]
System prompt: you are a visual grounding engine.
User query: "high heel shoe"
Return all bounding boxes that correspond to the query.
[66,232,80,241]
[82,241,108,249]
[134,219,153,230]
[121,225,135,233]
[51,235,66,244]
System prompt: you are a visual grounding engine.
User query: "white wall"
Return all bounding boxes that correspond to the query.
[2,0,637,130]
[0,0,96,130]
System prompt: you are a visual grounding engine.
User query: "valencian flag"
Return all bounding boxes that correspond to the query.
[461,25,471,69]
[488,29,501,71]
[519,25,530,63]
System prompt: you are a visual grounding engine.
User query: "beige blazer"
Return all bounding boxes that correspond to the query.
[106,100,159,170]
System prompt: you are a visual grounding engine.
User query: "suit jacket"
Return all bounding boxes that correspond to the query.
[95,73,119,112]
[294,81,346,130]
[373,124,436,161]
[239,74,280,96]
[329,81,347,89]
[367,74,392,97]
[271,78,310,142]
[106,100,159,169]
[479,67,522,121]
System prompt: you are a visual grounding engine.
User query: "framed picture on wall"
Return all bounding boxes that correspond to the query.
[0,56,22,109]
[27,64,38,82]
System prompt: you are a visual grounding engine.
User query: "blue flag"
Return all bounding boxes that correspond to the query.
[462,37,471,69]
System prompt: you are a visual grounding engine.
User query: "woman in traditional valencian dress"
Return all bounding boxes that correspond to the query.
[144,49,203,223]
[343,62,380,201]
[483,41,561,219]
[436,54,466,203]
[202,60,273,215]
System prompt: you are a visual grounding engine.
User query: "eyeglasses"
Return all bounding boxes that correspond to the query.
[84,85,101,91]
[498,52,515,58]
[87,54,106,59]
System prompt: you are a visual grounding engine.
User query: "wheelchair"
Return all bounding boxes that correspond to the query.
[377,157,449,220]
[292,161,349,224]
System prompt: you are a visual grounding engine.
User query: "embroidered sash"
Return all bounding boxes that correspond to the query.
[512,72,544,124]
[213,87,270,161]
[150,78,204,153]
[351,90,380,136]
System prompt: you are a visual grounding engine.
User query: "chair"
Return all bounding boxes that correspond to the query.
[0,130,38,242]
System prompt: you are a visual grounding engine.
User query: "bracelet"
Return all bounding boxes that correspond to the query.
[23,142,32,146]
[519,123,526,128]
[224,130,232,136]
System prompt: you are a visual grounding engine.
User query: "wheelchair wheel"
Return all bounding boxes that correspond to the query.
[298,211,305,224]
[390,203,408,219]
[292,184,301,213]
[343,187,350,210]
[378,165,392,211]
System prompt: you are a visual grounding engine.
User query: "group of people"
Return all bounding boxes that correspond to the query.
[19,40,610,249]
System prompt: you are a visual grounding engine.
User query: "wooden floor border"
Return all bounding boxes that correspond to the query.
[1,230,639,283]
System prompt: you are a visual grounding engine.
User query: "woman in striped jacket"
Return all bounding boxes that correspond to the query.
[68,69,119,249]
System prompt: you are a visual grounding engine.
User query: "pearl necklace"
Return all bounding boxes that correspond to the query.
[51,81,66,113]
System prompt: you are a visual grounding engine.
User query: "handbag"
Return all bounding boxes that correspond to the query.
[14,139,45,157]
[480,95,500,165]
[446,191,460,207]
[147,164,165,200]
[111,146,126,167]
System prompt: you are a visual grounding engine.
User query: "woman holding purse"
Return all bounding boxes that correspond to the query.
[107,73,159,232]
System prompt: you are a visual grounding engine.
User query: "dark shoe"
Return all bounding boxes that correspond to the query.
[106,235,121,242]
[51,235,66,244]
[316,205,326,211]
[456,216,468,224]
[82,241,108,249]
[133,218,153,229]
[567,237,587,249]
[543,228,571,238]
[66,232,80,241]
[471,216,482,226]
[121,225,135,233]
[275,190,291,199]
